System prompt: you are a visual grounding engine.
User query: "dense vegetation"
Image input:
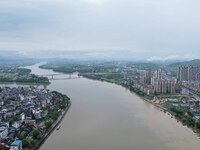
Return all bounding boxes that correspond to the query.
[170,106,200,129]
[0,66,49,83]
[16,68,31,75]
[40,62,121,74]
[22,129,42,149]
[44,91,70,130]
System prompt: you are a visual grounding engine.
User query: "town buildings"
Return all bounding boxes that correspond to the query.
[9,140,22,150]
[139,70,152,85]
[177,65,199,82]
[153,78,176,94]
[137,69,177,95]
[0,86,69,149]
[136,65,200,95]
[177,65,200,92]
[0,124,8,140]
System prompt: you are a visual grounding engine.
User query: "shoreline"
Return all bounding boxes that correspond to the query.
[32,101,71,150]
[0,81,50,85]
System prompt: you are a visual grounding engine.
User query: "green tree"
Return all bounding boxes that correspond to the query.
[196,121,200,129]
[32,129,41,140]
[45,121,52,129]
[29,140,36,148]
[22,139,29,148]
[19,134,25,140]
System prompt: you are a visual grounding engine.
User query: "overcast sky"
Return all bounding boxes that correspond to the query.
[0,0,200,61]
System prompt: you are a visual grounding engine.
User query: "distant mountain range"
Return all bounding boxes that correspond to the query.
[168,59,200,67]
[0,50,199,67]
[0,51,39,65]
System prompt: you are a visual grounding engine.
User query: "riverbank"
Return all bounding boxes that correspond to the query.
[33,101,71,150]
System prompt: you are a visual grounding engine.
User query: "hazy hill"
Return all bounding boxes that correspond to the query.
[169,59,200,68]
[0,51,38,66]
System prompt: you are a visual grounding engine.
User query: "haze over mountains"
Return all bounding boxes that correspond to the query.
[1,50,200,68]
[0,50,199,63]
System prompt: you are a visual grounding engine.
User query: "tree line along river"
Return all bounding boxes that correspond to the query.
[2,63,200,150]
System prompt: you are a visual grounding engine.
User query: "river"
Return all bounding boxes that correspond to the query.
[5,63,200,150]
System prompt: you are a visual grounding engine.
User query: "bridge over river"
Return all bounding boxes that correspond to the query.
[39,73,80,80]
[39,72,119,80]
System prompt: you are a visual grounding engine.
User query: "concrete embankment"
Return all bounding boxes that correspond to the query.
[33,102,71,150]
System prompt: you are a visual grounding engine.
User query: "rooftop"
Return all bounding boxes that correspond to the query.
[11,140,22,146]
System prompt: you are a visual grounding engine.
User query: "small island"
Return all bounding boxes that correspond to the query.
[0,86,71,149]
[0,66,49,84]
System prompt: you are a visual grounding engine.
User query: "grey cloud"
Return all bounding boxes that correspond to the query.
[0,0,200,60]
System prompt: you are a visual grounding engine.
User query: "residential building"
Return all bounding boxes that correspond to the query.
[139,69,177,94]
[0,124,8,140]
[10,140,22,150]
[177,65,199,82]
[139,70,152,85]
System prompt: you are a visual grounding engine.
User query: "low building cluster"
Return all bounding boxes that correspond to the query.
[155,96,200,121]
[0,86,68,150]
